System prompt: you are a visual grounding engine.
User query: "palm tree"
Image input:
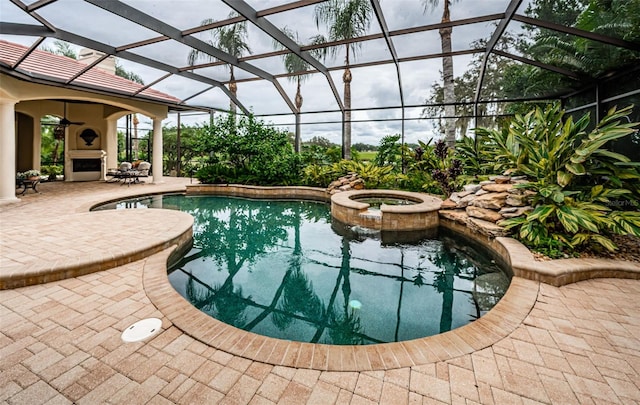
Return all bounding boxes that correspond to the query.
[423,0,460,149]
[188,12,251,114]
[314,0,373,160]
[40,40,77,59]
[273,28,327,152]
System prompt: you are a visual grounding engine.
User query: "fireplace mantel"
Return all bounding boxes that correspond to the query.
[68,150,107,159]
[67,150,107,181]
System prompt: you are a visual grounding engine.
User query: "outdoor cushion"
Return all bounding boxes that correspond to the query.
[136,162,151,176]
[118,162,132,172]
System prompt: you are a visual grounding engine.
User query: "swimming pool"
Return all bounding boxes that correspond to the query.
[96,194,511,345]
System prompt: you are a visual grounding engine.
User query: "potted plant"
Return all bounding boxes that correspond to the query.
[16,171,26,186]
[23,169,40,181]
[41,165,63,181]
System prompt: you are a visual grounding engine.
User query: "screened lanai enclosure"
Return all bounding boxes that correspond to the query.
[1,0,639,161]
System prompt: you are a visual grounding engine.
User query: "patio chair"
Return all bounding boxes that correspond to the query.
[133,162,151,183]
[106,162,132,183]
[119,161,150,185]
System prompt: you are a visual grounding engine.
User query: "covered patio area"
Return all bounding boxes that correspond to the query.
[1,180,639,404]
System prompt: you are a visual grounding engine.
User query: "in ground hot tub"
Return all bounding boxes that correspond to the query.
[331,189,442,231]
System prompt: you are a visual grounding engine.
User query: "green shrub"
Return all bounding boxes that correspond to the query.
[195,164,237,184]
[301,164,335,187]
[494,104,640,252]
[40,165,63,176]
[193,114,301,185]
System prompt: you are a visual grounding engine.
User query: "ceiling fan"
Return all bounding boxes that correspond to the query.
[53,101,85,140]
[58,101,85,127]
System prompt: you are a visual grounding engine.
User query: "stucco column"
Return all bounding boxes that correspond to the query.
[152,118,163,184]
[105,118,118,173]
[0,99,19,202]
[32,117,41,171]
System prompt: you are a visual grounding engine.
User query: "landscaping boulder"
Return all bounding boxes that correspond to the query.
[441,198,458,209]
[457,193,477,208]
[439,175,534,238]
[493,175,512,184]
[439,209,469,224]
[463,184,482,193]
[481,183,514,193]
[327,173,365,193]
[506,194,529,207]
[500,206,533,218]
[471,192,509,210]
[466,206,504,223]
[468,217,508,238]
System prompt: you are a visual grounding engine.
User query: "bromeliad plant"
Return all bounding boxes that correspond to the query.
[430,140,463,197]
[493,104,640,253]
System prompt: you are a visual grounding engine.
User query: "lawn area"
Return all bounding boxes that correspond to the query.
[358,151,377,161]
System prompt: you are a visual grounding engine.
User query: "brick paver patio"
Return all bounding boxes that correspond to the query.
[1,179,639,404]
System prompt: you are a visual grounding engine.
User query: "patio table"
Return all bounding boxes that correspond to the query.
[16,178,39,195]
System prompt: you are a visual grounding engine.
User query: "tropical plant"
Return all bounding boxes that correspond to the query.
[301,163,335,187]
[314,0,374,159]
[495,104,640,252]
[430,140,463,197]
[273,27,327,151]
[338,160,394,189]
[390,139,445,193]
[454,135,491,178]
[422,0,460,148]
[473,122,523,176]
[188,12,251,114]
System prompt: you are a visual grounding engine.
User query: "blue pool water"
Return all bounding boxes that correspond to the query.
[95,194,511,345]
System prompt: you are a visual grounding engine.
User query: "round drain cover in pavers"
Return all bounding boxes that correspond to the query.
[121,318,163,342]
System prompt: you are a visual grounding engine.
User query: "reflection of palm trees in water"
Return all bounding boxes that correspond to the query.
[252,207,323,331]
[267,206,364,345]
[430,234,488,332]
[186,279,249,327]
[179,198,297,328]
[310,236,365,345]
[168,197,505,344]
[176,199,366,344]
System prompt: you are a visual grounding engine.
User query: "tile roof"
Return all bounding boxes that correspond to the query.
[0,40,181,104]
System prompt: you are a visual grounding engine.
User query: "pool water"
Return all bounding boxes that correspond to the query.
[353,197,417,210]
[95,194,511,345]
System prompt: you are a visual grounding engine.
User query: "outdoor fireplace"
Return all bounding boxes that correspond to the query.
[68,150,107,181]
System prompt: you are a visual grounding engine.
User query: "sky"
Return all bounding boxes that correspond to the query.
[0,0,534,146]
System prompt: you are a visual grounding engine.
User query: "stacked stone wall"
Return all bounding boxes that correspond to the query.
[327,173,365,194]
[439,175,534,238]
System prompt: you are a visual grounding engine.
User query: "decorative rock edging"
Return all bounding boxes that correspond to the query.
[440,175,533,238]
[327,172,365,194]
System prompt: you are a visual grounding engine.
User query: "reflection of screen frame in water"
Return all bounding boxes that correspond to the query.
[93,193,512,345]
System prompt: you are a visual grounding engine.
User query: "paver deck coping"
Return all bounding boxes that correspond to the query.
[2,180,638,378]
